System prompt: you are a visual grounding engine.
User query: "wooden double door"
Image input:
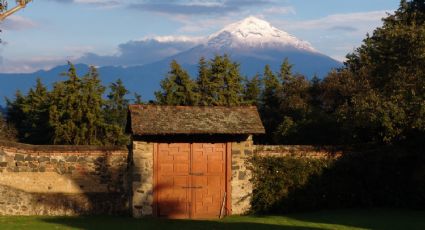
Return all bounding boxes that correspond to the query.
[154,143,230,219]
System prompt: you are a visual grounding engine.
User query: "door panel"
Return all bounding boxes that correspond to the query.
[191,143,226,218]
[157,143,191,218]
[156,143,227,219]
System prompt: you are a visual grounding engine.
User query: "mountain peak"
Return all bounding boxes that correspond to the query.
[206,16,316,52]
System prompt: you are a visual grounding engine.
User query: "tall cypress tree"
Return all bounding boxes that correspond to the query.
[207,55,226,105]
[104,79,130,145]
[49,63,82,144]
[5,62,134,146]
[6,91,26,140]
[274,60,311,144]
[6,79,51,144]
[279,58,293,83]
[79,66,106,145]
[208,55,244,105]
[196,57,213,106]
[155,60,198,106]
[105,79,129,127]
[259,64,281,143]
[22,79,51,143]
[223,56,244,105]
[49,63,107,145]
[243,74,262,105]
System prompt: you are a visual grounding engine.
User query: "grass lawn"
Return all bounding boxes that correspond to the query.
[0,209,424,230]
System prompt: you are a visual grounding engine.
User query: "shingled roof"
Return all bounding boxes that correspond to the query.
[128,105,265,135]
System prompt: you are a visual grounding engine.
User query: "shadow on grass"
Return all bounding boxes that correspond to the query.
[286,209,425,230]
[40,216,320,230]
[7,209,425,230]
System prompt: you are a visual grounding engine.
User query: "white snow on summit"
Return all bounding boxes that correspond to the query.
[139,35,205,44]
[206,16,316,52]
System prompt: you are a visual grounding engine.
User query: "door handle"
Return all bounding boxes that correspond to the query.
[190,173,204,176]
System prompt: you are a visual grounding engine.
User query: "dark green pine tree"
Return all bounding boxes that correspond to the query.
[49,63,83,144]
[6,79,51,144]
[278,58,293,83]
[223,56,244,105]
[259,64,281,143]
[208,55,244,105]
[196,57,213,106]
[104,79,130,145]
[6,91,26,140]
[79,66,106,145]
[278,60,310,120]
[48,63,107,145]
[243,74,262,105]
[155,60,198,106]
[4,91,31,141]
[207,55,226,105]
[21,79,51,143]
[105,79,129,127]
[5,62,133,146]
[274,60,311,144]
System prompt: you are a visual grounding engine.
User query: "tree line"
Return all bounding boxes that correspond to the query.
[3,64,132,145]
[0,0,424,147]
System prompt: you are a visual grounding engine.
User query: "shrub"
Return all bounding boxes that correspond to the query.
[0,113,16,141]
[249,146,425,214]
[248,155,333,213]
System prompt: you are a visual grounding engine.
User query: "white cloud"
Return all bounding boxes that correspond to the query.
[76,35,202,67]
[263,6,295,15]
[50,0,123,8]
[1,15,37,31]
[0,34,205,73]
[75,0,121,8]
[128,0,273,16]
[269,10,393,63]
[0,56,69,73]
[63,45,96,57]
[277,10,389,33]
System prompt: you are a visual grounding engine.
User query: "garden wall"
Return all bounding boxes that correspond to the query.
[0,140,129,216]
[249,145,425,213]
[0,139,347,217]
[254,145,343,158]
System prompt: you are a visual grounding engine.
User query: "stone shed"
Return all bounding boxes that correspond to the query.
[128,105,265,219]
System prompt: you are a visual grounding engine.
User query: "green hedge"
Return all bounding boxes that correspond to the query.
[249,147,425,214]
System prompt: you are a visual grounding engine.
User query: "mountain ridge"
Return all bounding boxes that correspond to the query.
[0,16,342,105]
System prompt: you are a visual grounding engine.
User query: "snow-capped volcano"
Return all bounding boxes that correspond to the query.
[206,16,316,52]
[155,16,339,79]
[0,16,342,104]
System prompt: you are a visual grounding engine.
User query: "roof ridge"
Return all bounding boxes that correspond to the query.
[129,105,265,135]
[129,105,258,108]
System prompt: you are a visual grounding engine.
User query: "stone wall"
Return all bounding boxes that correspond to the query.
[229,144,342,215]
[230,136,254,215]
[0,138,343,217]
[0,140,128,216]
[131,141,153,218]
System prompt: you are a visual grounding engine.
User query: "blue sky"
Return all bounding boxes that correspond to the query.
[0,0,400,73]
